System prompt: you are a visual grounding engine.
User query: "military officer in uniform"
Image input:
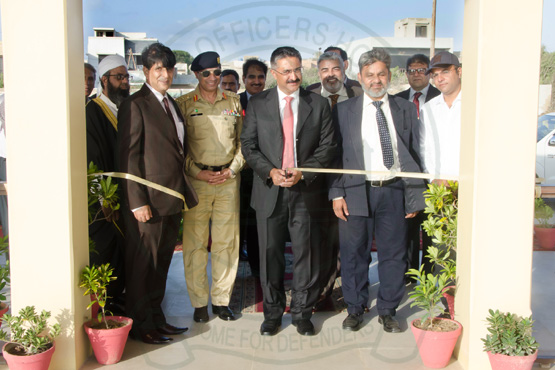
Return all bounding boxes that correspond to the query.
[176,51,245,323]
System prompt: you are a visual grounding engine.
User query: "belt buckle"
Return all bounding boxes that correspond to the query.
[371,180,382,187]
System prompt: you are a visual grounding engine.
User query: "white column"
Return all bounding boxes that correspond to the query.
[0,0,89,368]
[456,0,544,368]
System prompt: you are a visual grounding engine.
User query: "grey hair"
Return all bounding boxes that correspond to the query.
[358,48,391,71]
[317,52,344,71]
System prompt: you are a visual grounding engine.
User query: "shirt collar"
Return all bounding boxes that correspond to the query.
[321,83,348,98]
[410,84,430,99]
[277,87,300,102]
[145,83,168,103]
[98,92,118,114]
[363,92,389,106]
[194,86,226,103]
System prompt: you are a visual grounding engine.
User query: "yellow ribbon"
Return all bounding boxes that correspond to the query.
[292,167,459,181]
[89,172,189,211]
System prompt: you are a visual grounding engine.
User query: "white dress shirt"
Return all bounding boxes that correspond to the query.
[419,91,462,178]
[361,93,400,181]
[277,88,300,167]
[145,83,184,145]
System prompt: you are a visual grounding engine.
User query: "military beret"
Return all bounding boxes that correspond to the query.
[191,51,221,72]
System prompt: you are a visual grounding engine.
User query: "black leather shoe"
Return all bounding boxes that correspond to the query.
[134,330,173,345]
[157,323,189,335]
[342,313,363,331]
[378,315,401,333]
[292,319,315,336]
[260,319,281,336]
[194,306,209,323]
[212,305,236,321]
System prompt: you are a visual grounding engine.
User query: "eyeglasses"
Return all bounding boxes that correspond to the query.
[272,67,303,76]
[201,69,222,78]
[408,68,427,75]
[108,74,131,81]
[431,67,456,79]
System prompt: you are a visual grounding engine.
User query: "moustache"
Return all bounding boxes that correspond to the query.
[325,77,340,82]
[286,78,300,84]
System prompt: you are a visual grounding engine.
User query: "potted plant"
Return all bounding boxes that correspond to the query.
[0,235,10,325]
[533,198,555,250]
[0,305,61,370]
[421,181,458,318]
[406,266,462,368]
[80,263,132,365]
[482,309,539,370]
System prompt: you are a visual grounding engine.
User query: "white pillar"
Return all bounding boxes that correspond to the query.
[0,0,89,368]
[456,0,544,368]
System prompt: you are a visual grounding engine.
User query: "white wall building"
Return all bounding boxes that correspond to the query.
[339,18,454,78]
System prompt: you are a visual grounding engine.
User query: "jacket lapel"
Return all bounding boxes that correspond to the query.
[388,94,406,135]
[143,85,182,150]
[296,89,312,136]
[348,95,365,169]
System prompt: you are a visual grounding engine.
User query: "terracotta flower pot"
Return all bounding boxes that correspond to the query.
[84,316,132,365]
[2,342,56,370]
[534,226,555,250]
[487,350,538,370]
[0,302,9,326]
[411,318,462,368]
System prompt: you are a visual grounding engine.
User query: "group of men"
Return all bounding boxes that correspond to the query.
[85,42,462,344]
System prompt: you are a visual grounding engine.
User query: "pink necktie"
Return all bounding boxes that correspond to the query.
[282,96,294,170]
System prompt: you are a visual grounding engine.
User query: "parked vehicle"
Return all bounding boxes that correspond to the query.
[536,113,555,184]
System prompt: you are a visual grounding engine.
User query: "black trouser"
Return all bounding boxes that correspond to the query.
[257,188,324,321]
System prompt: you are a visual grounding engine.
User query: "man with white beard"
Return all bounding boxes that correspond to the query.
[329,48,426,333]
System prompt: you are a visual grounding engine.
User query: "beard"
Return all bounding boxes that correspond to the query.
[362,81,390,99]
[106,82,130,108]
[322,77,342,93]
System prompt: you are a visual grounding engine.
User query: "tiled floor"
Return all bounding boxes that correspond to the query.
[78,252,463,370]
[0,250,553,369]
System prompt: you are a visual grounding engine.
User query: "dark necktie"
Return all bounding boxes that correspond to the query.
[413,92,423,118]
[372,101,393,169]
[162,97,175,125]
[329,94,339,110]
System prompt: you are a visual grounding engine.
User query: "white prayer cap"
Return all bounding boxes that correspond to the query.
[98,55,127,78]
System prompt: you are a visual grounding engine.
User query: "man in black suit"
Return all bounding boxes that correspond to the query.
[395,54,440,280]
[239,58,267,112]
[330,48,426,333]
[306,51,363,107]
[241,46,337,337]
[118,43,198,344]
[395,54,440,113]
[322,46,362,89]
[238,58,268,277]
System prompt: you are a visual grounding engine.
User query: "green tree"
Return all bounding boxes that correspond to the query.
[173,50,193,65]
[540,45,555,84]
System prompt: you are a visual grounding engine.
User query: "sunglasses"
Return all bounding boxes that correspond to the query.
[108,74,131,81]
[201,69,222,78]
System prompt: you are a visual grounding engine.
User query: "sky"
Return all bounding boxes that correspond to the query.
[0,0,553,59]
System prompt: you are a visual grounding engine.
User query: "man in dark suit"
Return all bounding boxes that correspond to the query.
[118,43,198,344]
[241,46,337,337]
[306,51,363,107]
[395,54,440,280]
[330,48,426,333]
[239,58,268,112]
[238,58,268,277]
[395,54,440,113]
[322,46,362,89]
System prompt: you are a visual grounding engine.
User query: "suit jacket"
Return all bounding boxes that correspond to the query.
[239,91,248,112]
[306,82,363,99]
[117,84,198,216]
[395,84,440,103]
[329,94,426,215]
[241,87,338,218]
